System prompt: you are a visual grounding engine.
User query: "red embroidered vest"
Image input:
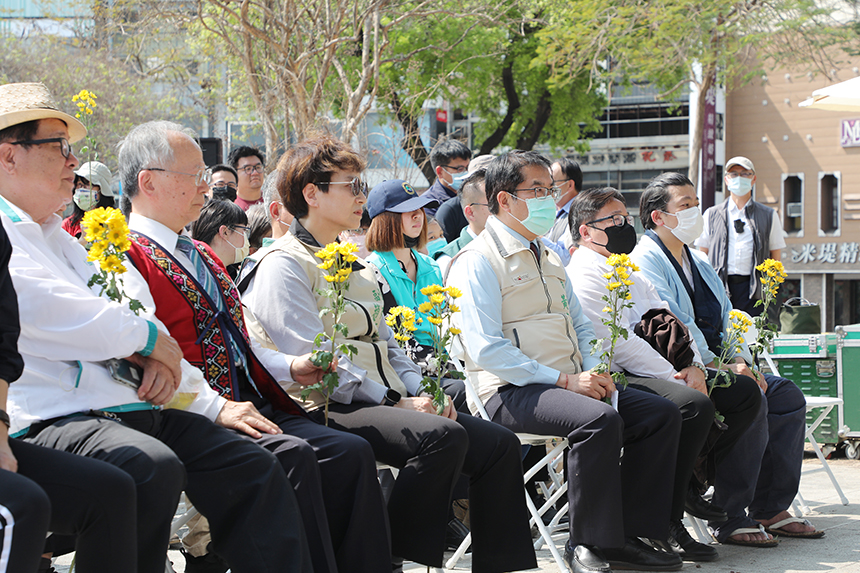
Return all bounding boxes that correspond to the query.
[127,232,306,417]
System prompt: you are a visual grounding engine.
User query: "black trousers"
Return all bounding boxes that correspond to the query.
[23,409,311,573]
[312,403,537,573]
[486,383,680,548]
[0,440,137,573]
[241,391,391,573]
[627,377,714,522]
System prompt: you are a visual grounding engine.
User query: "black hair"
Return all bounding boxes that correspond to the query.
[568,187,626,243]
[0,119,40,145]
[210,163,238,181]
[65,174,117,232]
[191,200,248,245]
[484,150,551,215]
[554,157,583,192]
[429,138,472,170]
[459,169,486,208]
[228,146,265,169]
[245,203,271,250]
[640,172,694,231]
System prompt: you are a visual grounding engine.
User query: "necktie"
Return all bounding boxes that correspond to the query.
[176,235,248,372]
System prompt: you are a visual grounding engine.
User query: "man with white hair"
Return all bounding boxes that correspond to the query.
[0,82,311,573]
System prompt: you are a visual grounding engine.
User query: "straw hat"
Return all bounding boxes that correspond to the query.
[0,83,87,143]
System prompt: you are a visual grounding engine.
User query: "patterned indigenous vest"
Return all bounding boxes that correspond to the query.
[127,232,306,417]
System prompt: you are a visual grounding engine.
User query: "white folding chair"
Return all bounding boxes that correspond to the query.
[444,358,569,572]
[166,493,200,573]
[738,313,849,514]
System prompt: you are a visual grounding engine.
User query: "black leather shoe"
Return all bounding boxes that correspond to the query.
[602,537,683,571]
[667,520,719,562]
[685,486,728,522]
[181,547,229,573]
[563,543,611,573]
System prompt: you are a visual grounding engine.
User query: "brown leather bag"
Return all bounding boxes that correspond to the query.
[633,308,696,370]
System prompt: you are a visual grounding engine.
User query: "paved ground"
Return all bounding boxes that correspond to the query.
[52,453,860,572]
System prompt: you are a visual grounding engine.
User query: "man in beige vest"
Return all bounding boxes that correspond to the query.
[446,150,683,573]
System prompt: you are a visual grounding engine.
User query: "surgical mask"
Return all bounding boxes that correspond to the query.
[511,195,556,236]
[225,232,250,265]
[726,177,753,196]
[73,188,98,211]
[426,237,447,255]
[662,207,704,245]
[594,221,637,255]
[450,172,469,192]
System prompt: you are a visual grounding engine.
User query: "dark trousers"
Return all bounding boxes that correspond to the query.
[0,440,137,573]
[711,374,806,539]
[728,276,760,317]
[486,383,680,548]
[312,403,537,573]
[242,392,391,573]
[627,377,713,521]
[24,409,311,573]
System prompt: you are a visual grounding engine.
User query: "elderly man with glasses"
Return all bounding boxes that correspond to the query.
[446,150,683,573]
[694,156,786,315]
[119,121,392,573]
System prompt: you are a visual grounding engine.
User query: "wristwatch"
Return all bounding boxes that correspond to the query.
[0,409,9,429]
[382,389,402,407]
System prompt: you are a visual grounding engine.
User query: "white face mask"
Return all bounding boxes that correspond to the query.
[73,188,98,211]
[662,206,704,245]
[224,232,250,265]
[726,176,753,196]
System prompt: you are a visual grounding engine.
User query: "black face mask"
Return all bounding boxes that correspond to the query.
[211,185,238,202]
[593,221,637,254]
[403,234,420,249]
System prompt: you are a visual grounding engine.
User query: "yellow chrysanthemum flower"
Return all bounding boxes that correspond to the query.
[449,327,461,335]
[418,302,433,314]
[444,286,462,298]
[428,317,443,325]
[429,293,445,305]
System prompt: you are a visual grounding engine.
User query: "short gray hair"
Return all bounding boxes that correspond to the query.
[117,120,198,202]
[262,170,280,214]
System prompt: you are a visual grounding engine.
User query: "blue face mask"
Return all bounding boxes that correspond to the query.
[511,195,556,236]
[450,172,469,192]
[426,237,447,256]
[726,176,753,196]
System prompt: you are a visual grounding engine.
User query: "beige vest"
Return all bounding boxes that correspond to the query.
[244,232,406,410]
[455,217,583,408]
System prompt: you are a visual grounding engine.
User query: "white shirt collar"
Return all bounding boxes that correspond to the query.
[487,215,532,248]
[128,212,189,255]
[727,197,751,216]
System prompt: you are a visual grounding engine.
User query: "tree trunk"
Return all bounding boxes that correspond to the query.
[477,61,520,155]
[515,90,551,150]
[389,90,435,184]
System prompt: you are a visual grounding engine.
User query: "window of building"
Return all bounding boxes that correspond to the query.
[819,172,841,236]
[782,173,804,237]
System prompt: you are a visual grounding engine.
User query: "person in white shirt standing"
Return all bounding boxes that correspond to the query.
[695,156,785,315]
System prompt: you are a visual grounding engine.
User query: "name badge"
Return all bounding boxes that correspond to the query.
[512,273,530,284]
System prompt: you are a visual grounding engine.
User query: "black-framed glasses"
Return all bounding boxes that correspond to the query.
[210,181,238,190]
[238,164,265,175]
[511,186,561,201]
[316,177,369,197]
[441,164,469,174]
[12,137,72,159]
[469,202,489,208]
[143,167,212,187]
[586,214,635,228]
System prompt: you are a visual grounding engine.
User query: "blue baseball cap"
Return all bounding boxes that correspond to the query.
[367,179,439,219]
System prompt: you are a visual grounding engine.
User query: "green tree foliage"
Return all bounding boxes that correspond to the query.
[0,33,195,169]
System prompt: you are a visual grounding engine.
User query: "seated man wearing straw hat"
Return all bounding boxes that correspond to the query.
[0,82,311,573]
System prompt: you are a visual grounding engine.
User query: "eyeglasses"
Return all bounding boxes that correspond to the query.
[143,167,212,187]
[210,181,238,190]
[511,186,561,201]
[726,171,754,179]
[11,137,72,159]
[553,178,571,185]
[316,177,369,197]
[231,225,251,236]
[238,164,265,175]
[441,164,469,174]
[469,202,489,208]
[586,214,635,228]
